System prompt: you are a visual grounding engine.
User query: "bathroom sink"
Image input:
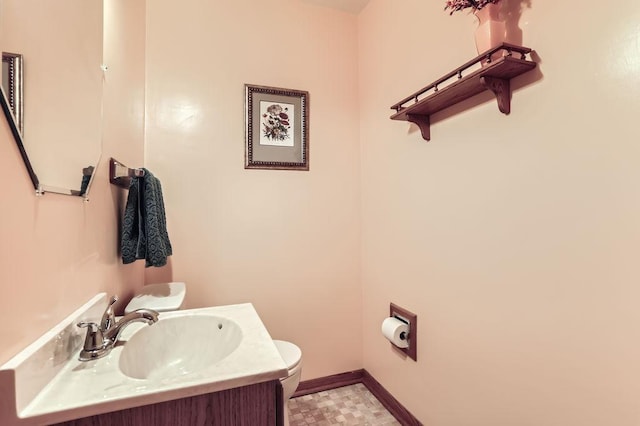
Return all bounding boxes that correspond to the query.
[119,314,243,380]
[0,298,288,425]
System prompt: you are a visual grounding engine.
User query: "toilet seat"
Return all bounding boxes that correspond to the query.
[274,340,302,371]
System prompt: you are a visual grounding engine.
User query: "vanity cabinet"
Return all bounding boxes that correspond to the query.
[53,380,283,426]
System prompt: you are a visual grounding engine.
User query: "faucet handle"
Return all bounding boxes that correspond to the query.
[100,295,118,332]
[77,321,107,361]
[78,321,99,333]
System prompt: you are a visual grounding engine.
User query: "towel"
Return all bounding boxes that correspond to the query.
[121,168,172,267]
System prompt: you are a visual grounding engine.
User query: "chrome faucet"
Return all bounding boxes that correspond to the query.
[77,295,159,361]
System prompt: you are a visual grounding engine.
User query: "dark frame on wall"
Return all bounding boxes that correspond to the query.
[2,51,24,134]
[245,84,309,171]
[1,53,37,191]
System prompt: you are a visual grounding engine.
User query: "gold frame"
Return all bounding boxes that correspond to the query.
[2,52,24,134]
[245,84,309,171]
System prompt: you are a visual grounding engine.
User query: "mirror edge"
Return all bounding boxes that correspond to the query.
[1,52,23,133]
[1,87,38,191]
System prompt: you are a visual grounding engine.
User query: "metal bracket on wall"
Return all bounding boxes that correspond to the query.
[109,157,145,189]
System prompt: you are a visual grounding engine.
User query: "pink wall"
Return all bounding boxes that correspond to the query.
[359,0,640,424]
[144,0,363,380]
[0,0,146,365]
[4,1,639,422]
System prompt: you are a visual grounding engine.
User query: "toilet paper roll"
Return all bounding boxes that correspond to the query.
[381,317,409,349]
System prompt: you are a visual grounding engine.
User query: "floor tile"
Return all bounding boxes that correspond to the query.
[288,383,400,425]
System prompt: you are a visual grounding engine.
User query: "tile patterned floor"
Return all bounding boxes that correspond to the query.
[288,383,401,425]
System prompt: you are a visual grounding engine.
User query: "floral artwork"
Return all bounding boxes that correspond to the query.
[245,84,309,170]
[260,101,295,147]
[444,0,499,14]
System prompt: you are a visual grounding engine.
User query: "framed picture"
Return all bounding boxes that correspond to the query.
[245,84,309,170]
[1,52,24,134]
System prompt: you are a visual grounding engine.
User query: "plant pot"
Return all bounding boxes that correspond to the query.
[474,2,506,64]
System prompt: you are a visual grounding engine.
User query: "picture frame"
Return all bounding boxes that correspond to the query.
[1,52,24,134]
[245,84,309,170]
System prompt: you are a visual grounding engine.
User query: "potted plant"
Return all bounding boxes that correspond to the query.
[444,0,506,62]
[444,0,500,14]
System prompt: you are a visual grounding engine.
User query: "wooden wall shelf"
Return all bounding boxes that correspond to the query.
[390,43,536,141]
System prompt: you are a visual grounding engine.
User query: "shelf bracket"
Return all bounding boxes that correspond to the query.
[406,114,431,141]
[480,76,511,114]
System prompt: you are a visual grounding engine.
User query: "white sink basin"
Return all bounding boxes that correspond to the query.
[0,296,288,425]
[119,315,243,380]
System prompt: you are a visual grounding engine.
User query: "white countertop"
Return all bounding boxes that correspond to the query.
[0,296,288,426]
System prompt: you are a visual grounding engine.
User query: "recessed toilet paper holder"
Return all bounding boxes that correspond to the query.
[392,314,410,341]
[389,303,417,361]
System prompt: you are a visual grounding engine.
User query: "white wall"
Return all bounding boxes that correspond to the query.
[0,0,146,366]
[4,2,640,423]
[144,0,363,380]
[359,0,640,424]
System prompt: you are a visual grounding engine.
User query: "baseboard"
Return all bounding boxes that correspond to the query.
[293,369,364,397]
[293,369,422,425]
[361,370,422,426]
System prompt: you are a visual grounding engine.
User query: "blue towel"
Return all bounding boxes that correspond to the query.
[121,168,172,267]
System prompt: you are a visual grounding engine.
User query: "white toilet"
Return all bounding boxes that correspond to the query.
[273,339,303,426]
[125,282,303,425]
[124,282,187,314]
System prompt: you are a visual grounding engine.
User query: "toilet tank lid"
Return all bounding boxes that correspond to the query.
[124,282,186,314]
[273,340,302,369]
